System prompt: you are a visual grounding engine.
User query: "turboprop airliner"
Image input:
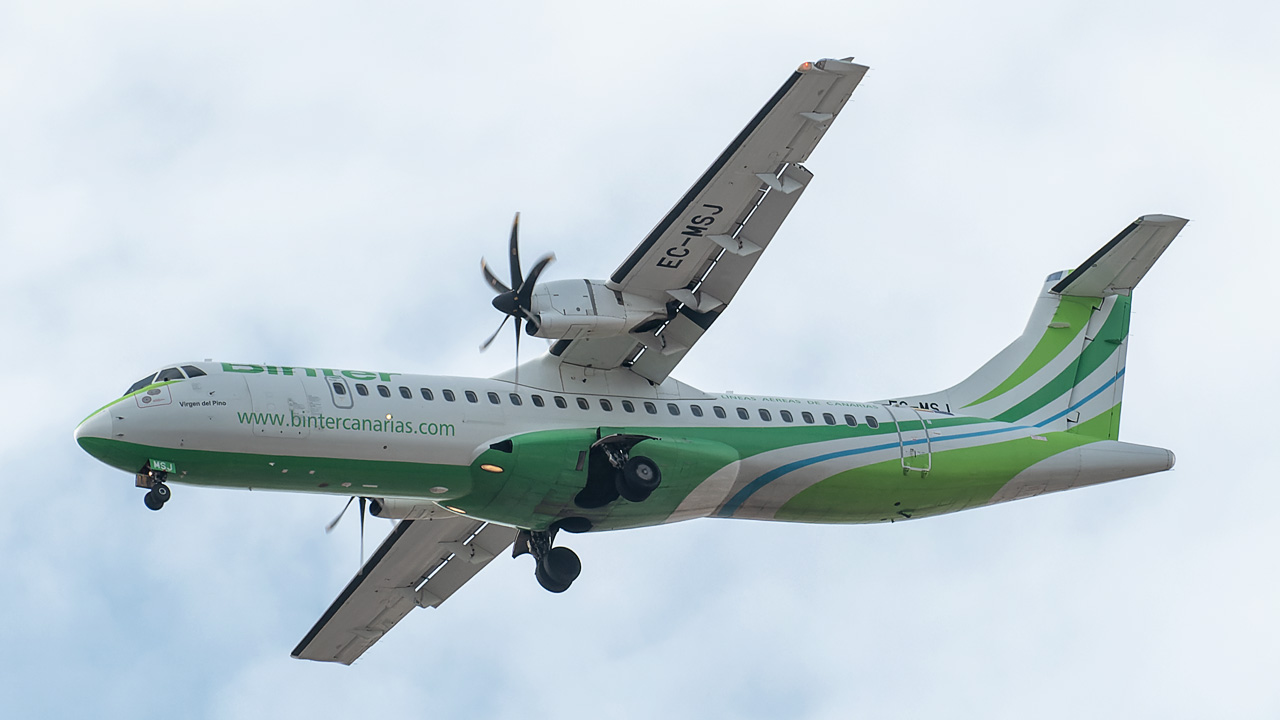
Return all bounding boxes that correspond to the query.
[74,57,1185,664]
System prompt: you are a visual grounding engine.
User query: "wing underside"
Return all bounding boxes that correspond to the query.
[551,57,869,384]
[292,515,517,665]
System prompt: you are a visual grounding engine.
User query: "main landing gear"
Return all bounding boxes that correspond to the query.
[574,434,663,509]
[137,465,172,511]
[514,526,583,593]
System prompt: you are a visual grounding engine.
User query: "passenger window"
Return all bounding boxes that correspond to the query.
[442,389,456,402]
[667,403,680,416]
[465,390,478,403]
[691,404,704,417]
[865,415,880,429]
[759,409,772,421]
[644,402,658,415]
[531,395,545,407]
[509,394,523,406]
[600,399,613,411]
[126,374,157,395]
[576,398,589,410]
[156,367,184,382]
[554,396,568,409]
[356,384,370,396]
[737,407,749,420]
[181,365,207,378]
[399,386,412,399]
[780,410,793,423]
[487,391,500,404]
[332,382,347,396]
[421,388,434,401]
[823,412,836,425]
[802,411,815,424]
[377,385,391,398]
[621,400,635,413]
[713,406,727,419]
[844,414,858,427]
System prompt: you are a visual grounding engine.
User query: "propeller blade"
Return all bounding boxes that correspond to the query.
[516,252,555,312]
[480,314,511,351]
[325,496,355,533]
[358,496,367,574]
[514,316,522,386]
[508,212,523,290]
[481,258,511,294]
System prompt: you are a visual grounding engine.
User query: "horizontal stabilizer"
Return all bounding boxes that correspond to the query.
[1051,215,1187,297]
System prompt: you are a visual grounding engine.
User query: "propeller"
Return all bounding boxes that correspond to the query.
[325,495,369,575]
[479,213,555,364]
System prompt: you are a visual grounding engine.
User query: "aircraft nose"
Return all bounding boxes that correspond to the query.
[74,409,113,450]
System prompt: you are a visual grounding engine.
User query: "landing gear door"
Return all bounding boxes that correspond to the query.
[328,377,354,409]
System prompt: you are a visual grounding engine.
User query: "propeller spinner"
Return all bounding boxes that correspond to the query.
[480,213,555,356]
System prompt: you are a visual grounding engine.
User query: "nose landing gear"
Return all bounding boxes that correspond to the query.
[143,483,171,510]
[137,464,172,511]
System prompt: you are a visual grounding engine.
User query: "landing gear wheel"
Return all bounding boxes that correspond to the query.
[143,482,170,511]
[616,456,661,502]
[143,490,164,511]
[534,546,581,593]
[151,483,171,503]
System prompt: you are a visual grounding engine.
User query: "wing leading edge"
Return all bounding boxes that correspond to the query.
[551,57,869,383]
[292,516,517,664]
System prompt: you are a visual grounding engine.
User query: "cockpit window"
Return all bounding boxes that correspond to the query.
[155,367,185,382]
[125,374,157,395]
[182,365,207,378]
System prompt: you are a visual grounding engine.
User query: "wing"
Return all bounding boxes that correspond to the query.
[550,57,869,384]
[292,515,518,664]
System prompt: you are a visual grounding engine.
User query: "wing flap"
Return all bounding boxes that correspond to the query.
[292,516,517,665]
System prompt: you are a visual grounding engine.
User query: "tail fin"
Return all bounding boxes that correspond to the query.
[899,214,1186,439]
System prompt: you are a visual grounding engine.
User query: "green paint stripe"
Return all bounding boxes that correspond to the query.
[968,296,1098,407]
[79,381,181,424]
[1067,402,1122,440]
[993,295,1130,424]
[775,432,1101,523]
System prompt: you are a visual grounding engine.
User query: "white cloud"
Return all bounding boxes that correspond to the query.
[2,0,1277,717]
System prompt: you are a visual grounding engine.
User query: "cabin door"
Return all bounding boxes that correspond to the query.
[885,404,932,475]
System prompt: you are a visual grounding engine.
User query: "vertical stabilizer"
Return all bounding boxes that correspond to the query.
[892,215,1186,439]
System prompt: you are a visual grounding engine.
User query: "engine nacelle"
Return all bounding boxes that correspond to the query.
[369,498,454,520]
[527,279,666,341]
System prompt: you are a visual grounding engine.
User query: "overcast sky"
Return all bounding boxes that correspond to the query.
[3,0,1278,717]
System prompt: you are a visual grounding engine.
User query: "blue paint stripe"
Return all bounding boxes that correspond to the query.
[716,423,1030,518]
[717,370,1124,518]
[1033,369,1124,428]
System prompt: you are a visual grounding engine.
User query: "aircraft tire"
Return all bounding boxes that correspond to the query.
[143,491,164,511]
[616,456,661,503]
[151,483,171,504]
[535,547,581,593]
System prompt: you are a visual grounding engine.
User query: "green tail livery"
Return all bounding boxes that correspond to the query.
[74,57,1184,665]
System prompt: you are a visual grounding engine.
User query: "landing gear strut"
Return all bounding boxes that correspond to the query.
[514,528,581,593]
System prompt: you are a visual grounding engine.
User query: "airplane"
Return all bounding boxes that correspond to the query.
[74,57,1186,665]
